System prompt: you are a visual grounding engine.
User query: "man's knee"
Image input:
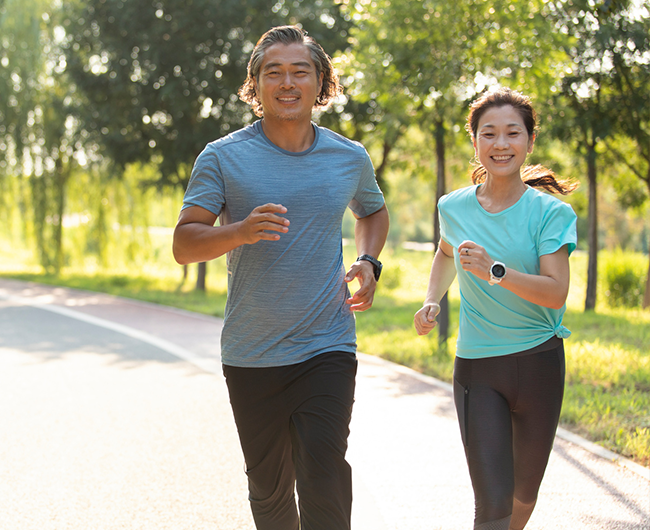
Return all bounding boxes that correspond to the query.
[247,462,299,530]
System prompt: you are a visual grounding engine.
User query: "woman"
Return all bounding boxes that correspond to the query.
[414,87,577,530]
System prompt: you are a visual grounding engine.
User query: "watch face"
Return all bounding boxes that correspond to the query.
[492,263,506,278]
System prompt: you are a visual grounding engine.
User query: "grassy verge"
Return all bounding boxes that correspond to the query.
[1,241,648,466]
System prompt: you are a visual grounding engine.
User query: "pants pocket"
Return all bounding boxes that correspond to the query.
[453,378,470,448]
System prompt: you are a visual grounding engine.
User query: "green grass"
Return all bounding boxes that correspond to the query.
[1,239,648,466]
[354,247,650,467]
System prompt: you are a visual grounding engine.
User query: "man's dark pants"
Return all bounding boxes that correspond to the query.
[223,351,357,530]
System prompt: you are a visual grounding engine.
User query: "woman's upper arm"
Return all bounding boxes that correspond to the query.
[539,245,570,297]
[439,238,455,258]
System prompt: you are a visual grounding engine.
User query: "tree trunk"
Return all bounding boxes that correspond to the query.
[53,158,68,275]
[642,179,650,309]
[643,250,650,309]
[374,139,394,193]
[196,261,207,291]
[584,142,598,311]
[433,119,449,345]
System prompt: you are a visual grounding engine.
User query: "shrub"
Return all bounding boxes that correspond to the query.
[601,250,646,308]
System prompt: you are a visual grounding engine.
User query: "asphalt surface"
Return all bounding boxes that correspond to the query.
[0,278,648,530]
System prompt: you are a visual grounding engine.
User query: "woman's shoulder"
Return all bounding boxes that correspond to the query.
[524,187,576,216]
[439,185,478,208]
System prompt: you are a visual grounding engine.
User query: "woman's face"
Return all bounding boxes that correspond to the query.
[473,105,534,182]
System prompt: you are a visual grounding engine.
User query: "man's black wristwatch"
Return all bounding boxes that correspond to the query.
[356,254,382,281]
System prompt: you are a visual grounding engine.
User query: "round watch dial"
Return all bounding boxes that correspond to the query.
[492,264,506,278]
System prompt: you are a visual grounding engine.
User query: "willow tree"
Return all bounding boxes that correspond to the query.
[0,0,78,273]
[60,0,352,289]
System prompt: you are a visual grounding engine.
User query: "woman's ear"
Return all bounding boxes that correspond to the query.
[527,133,536,154]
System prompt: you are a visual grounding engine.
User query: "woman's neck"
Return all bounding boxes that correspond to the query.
[476,175,528,213]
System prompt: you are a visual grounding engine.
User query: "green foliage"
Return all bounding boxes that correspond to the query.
[1,237,649,465]
[59,0,352,188]
[561,305,650,465]
[601,249,647,308]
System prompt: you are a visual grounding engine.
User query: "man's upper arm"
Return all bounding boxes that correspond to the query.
[176,205,218,228]
[351,202,387,220]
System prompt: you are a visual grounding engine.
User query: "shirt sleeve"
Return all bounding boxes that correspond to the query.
[348,150,385,218]
[438,194,452,246]
[538,200,578,257]
[181,144,225,216]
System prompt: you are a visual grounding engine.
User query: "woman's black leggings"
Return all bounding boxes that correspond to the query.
[453,340,565,530]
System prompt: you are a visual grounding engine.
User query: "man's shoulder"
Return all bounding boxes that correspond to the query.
[203,122,261,154]
[316,125,368,154]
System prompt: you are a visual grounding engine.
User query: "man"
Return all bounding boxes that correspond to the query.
[173,25,389,530]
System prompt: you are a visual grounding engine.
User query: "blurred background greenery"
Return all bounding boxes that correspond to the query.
[1,0,649,464]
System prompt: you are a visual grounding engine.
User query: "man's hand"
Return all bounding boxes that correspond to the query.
[237,203,290,244]
[344,259,377,312]
[413,302,441,336]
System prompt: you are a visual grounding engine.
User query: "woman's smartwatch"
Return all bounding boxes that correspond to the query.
[489,261,506,286]
[357,254,382,281]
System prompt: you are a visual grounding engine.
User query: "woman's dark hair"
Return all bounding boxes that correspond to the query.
[466,87,578,195]
[238,25,342,118]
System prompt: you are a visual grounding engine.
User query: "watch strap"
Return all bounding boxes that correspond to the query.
[489,261,506,286]
[357,254,382,281]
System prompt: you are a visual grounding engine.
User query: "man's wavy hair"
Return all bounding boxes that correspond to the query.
[238,25,342,117]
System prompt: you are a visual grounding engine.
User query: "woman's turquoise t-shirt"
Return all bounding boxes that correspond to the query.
[439,185,577,359]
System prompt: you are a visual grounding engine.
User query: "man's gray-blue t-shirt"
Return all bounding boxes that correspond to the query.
[182,120,385,367]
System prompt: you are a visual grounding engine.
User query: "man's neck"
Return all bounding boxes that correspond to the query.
[261,117,315,153]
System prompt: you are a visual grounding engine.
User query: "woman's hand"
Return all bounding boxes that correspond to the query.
[457,240,571,309]
[414,302,441,336]
[457,240,493,282]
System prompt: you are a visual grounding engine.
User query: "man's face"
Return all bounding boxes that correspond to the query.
[254,42,324,123]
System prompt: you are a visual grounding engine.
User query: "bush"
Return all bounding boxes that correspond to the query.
[602,250,646,308]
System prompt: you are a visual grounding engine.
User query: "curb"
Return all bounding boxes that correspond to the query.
[357,352,650,482]
[3,282,648,483]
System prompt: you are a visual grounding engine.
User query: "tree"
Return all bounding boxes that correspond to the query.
[338,0,553,344]
[1,0,79,273]
[542,0,635,311]
[59,0,352,288]
[606,4,650,307]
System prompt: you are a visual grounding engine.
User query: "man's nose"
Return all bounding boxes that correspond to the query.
[280,72,295,89]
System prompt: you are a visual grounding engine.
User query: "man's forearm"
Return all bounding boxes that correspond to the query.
[172,221,244,265]
[354,204,389,258]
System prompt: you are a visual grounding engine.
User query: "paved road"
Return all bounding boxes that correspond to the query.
[0,278,648,530]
